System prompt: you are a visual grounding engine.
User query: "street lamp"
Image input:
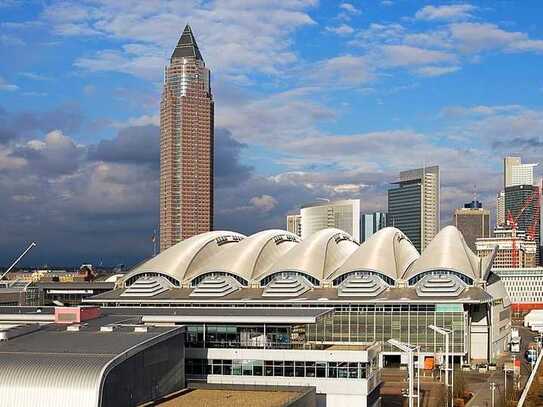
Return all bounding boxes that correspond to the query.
[388,339,420,407]
[429,325,453,407]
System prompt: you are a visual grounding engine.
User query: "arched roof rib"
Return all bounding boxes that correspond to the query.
[120,231,245,286]
[258,228,358,284]
[405,225,484,283]
[184,230,300,284]
[328,227,419,283]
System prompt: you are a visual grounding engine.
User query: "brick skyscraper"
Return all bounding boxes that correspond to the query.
[160,25,214,251]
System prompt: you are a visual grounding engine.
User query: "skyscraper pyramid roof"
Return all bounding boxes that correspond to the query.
[171,24,203,61]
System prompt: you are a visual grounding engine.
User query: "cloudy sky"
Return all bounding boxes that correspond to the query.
[1,1,543,267]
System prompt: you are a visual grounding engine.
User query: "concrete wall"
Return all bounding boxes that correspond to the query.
[205,375,369,407]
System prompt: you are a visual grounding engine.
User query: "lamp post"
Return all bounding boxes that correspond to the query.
[388,339,420,407]
[429,325,453,407]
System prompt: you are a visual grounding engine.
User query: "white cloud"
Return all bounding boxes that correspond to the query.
[0,33,25,46]
[339,3,361,15]
[42,1,317,80]
[326,24,354,36]
[113,114,160,128]
[308,55,373,87]
[380,45,456,66]
[0,76,18,91]
[415,65,460,77]
[449,22,543,54]
[415,4,476,21]
[249,194,278,212]
[216,87,335,145]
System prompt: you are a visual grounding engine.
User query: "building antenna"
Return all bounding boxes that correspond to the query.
[473,184,478,204]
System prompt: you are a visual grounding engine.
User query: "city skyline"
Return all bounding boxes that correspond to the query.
[1,1,543,265]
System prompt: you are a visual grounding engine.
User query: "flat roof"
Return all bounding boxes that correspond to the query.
[137,307,333,324]
[32,281,115,289]
[0,316,180,355]
[0,306,333,325]
[157,388,304,407]
[86,286,492,305]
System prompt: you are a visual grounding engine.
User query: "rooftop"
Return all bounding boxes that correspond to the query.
[157,388,307,407]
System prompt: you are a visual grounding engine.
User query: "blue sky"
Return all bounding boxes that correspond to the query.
[1,1,543,266]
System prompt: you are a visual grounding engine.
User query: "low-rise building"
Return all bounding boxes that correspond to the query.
[0,310,185,407]
[87,226,510,367]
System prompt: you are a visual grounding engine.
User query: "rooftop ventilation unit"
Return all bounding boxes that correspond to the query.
[100,325,116,332]
[416,274,466,297]
[134,326,148,333]
[190,275,241,297]
[121,276,173,297]
[262,274,311,297]
[337,274,387,297]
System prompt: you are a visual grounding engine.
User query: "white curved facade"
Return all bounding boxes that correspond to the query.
[329,227,419,285]
[120,231,245,287]
[259,228,359,285]
[405,225,485,284]
[118,225,497,299]
[186,230,300,285]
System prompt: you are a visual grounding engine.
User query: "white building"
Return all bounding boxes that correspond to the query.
[286,214,302,237]
[289,199,361,242]
[494,268,543,312]
[504,156,537,188]
[496,191,505,227]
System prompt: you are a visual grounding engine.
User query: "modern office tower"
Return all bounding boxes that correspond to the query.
[361,212,387,242]
[505,184,540,264]
[504,156,537,188]
[286,214,302,237]
[453,202,490,252]
[387,166,439,252]
[296,199,360,241]
[496,191,506,227]
[476,227,537,268]
[160,25,214,251]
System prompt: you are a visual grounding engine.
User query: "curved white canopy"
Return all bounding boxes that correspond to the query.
[328,227,419,282]
[186,229,300,284]
[405,225,482,283]
[259,228,358,284]
[121,231,245,286]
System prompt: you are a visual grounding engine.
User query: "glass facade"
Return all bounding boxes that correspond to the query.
[305,304,466,353]
[182,303,467,355]
[388,182,422,252]
[186,325,293,349]
[186,358,374,379]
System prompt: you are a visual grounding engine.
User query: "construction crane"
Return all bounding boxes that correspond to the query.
[0,242,37,280]
[506,186,541,268]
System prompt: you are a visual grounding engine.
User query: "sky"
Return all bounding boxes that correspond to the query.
[1,0,543,267]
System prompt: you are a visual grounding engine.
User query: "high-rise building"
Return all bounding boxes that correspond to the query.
[387,166,439,252]
[286,214,302,237]
[504,156,537,188]
[160,25,214,251]
[361,212,387,242]
[496,191,506,227]
[505,184,540,264]
[453,202,490,252]
[289,199,360,241]
[476,227,537,268]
